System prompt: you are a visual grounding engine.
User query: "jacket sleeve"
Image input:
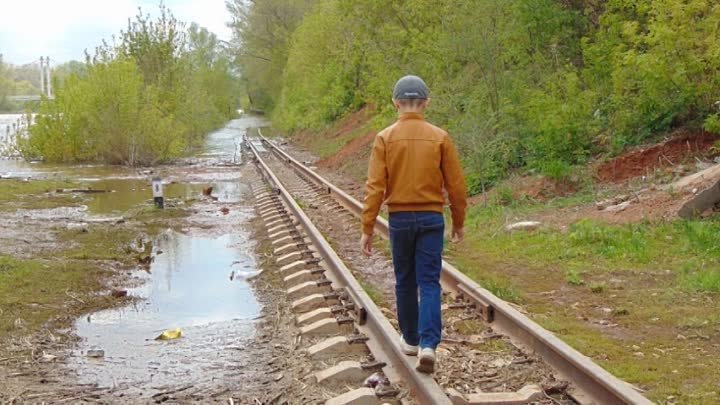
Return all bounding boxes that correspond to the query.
[441,134,467,229]
[361,134,388,235]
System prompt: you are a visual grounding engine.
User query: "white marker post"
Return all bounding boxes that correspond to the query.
[152,177,164,209]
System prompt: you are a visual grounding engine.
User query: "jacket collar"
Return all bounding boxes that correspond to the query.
[398,112,425,121]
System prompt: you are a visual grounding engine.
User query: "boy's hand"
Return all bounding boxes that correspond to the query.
[451,227,464,243]
[360,233,373,256]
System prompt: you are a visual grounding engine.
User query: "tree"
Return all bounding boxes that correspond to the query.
[232,0,720,188]
[52,61,88,87]
[23,5,239,165]
[227,0,315,111]
[0,55,13,110]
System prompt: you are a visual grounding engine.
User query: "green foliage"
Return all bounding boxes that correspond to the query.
[568,220,651,263]
[276,0,362,128]
[23,5,238,165]
[584,0,720,148]
[0,255,107,335]
[231,0,720,187]
[467,197,720,292]
[227,0,315,111]
[0,55,51,112]
[681,263,720,292]
[52,61,89,87]
[0,56,13,110]
[565,268,584,286]
[589,282,606,293]
[705,113,720,134]
[475,275,520,303]
[496,186,515,206]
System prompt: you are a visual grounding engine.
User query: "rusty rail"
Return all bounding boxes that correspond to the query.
[246,136,454,405]
[258,130,654,405]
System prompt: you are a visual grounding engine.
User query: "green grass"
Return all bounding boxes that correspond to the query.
[259,126,281,138]
[129,204,190,224]
[462,198,720,291]
[450,195,720,403]
[0,175,195,358]
[681,262,720,292]
[57,227,140,261]
[0,202,184,344]
[0,255,109,336]
[565,268,584,286]
[0,179,79,199]
[0,179,83,211]
[300,120,374,160]
[360,280,386,307]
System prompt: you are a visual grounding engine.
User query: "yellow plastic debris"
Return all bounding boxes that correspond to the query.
[155,328,183,340]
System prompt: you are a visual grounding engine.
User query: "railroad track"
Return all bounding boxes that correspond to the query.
[246,132,654,405]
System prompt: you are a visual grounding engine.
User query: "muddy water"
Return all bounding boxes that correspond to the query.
[69,229,261,391]
[1,115,266,216]
[1,115,273,397]
[60,117,269,395]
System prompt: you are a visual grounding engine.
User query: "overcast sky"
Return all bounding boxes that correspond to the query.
[0,0,233,66]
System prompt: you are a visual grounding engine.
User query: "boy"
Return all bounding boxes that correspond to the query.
[360,75,467,373]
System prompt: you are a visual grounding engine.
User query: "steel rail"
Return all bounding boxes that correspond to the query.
[246,137,454,405]
[258,130,654,405]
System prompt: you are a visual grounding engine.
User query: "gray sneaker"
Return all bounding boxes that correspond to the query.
[399,336,418,356]
[416,348,436,373]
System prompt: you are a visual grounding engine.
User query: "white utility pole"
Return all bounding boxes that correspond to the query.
[45,56,52,98]
[39,57,45,97]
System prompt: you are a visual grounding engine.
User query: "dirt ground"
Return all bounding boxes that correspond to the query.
[594,131,719,184]
[318,131,375,170]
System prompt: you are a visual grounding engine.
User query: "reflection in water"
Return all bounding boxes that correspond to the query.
[70,231,261,388]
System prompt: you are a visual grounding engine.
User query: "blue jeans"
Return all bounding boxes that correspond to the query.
[389,211,444,349]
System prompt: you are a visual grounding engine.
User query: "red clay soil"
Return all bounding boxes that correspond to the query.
[326,106,372,139]
[319,131,376,169]
[293,106,372,145]
[595,131,719,183]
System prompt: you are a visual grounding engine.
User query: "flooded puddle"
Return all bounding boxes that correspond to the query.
[69,229,261,390]
[49,116,268,393]
[1,116,263,217]
[81,179,204,214]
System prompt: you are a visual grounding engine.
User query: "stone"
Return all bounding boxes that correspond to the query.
[447,385,544,405]
[287,281,329,299]
[280,260,311,274]
[292,294,333,313]
[297,307,333,326]
[274,243,304,255]
[325,388,379,405]
[284,270,319,286]
[315,361,369,383]
[504,221,541,232]
[306,336,369,358]
[87,349,105,358]
[299,318,343,336]
[111,289,128,298]
[603,200,632,213]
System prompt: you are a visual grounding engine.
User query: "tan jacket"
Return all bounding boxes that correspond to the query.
[361,112,467,235]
